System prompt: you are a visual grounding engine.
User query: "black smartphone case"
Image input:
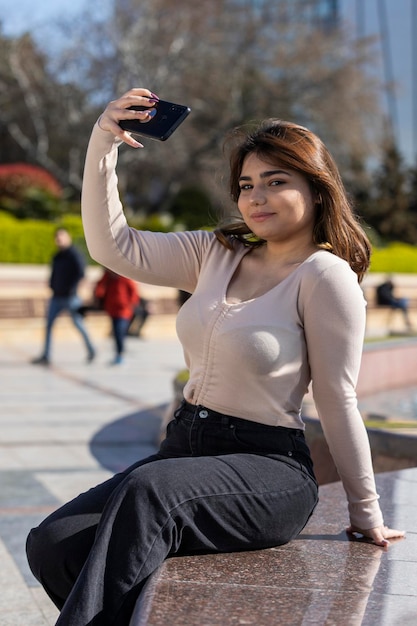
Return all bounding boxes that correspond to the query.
[119,101,191,141]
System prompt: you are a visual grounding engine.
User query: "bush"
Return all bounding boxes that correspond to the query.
[0,163,62,197]
[169,186,213,230]
[1,210,417,273]
[0,211,183,264]
[0,163,67,220]
[0,211,87,264]
[369,242,417,273]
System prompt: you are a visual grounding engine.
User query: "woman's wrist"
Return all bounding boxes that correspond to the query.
[97,115,107,131]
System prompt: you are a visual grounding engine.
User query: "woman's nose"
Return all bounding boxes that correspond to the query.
[249,188,266,205]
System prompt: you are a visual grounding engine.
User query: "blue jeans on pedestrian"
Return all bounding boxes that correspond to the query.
[26,400,318,626]
[111,317,131,356]
[42,295,95,359]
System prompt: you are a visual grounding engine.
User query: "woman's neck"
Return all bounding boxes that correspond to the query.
[258,240,319,267]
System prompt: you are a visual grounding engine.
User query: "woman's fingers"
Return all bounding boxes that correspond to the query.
[346,524,405,548]
[97,88,160,147]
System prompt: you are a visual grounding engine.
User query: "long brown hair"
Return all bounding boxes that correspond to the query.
[215,119,371,282]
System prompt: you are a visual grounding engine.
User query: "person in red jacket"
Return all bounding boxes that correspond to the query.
[94,269,139,364]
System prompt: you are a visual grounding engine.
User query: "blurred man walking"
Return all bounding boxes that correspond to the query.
[31,228,96,365]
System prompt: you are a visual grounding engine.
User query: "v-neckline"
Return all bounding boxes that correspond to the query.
[224,248,323,305]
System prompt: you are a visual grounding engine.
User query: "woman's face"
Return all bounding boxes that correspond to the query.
[237,153,316,246]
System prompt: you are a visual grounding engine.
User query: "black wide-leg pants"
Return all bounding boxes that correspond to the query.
[26,401,318,626]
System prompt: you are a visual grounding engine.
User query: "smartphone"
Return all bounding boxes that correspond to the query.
[119,100,191,141]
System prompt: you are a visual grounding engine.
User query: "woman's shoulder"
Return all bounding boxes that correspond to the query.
[302,249,355,278]
[299,250,360,296]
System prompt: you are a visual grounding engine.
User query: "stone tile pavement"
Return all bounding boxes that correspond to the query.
[0,314,185,626]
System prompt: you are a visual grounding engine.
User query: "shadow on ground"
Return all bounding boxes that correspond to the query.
[89,404,167,473]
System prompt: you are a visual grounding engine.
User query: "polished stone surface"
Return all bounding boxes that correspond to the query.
[133,469,417,626]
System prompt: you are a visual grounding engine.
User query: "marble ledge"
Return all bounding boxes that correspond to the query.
[131,467,417,626]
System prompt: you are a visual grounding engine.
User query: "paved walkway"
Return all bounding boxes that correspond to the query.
[0,314,184,626]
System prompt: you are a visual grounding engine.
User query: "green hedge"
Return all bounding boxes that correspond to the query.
[0,211,176,264]
[369,242,417,274]
[1,211,417,272]
[0,211,87,264]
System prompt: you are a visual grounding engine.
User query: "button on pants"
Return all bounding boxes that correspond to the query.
[26,401,318,626]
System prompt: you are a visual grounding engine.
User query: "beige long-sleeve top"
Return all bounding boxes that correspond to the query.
[81,123,384,530]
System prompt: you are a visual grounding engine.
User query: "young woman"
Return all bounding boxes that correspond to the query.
[27,88,404,626]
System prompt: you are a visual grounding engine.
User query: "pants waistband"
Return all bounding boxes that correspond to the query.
[178,400,304,436]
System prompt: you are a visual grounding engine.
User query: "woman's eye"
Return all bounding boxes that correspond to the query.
[239,184,252,191]
[270,180,284,186]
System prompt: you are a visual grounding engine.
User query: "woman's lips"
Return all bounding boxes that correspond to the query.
[250,212,274,222]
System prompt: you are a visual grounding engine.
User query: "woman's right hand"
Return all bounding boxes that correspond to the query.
[97,88,160,148]
[346,523,405,548]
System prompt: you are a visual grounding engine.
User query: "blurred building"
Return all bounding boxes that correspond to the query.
[247,0,339,30]
[289,0,339,29]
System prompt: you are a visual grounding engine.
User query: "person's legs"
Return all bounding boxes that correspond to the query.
[391,298,412,331]
[111,317,130,360]
[68,295,95,359]
[34,296,65,361]
[26,453,161,610]
[53,452,317,626]
[397,297,412,330]
[38,404,317,626]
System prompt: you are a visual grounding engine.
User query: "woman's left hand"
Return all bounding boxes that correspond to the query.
[97,88,160,148]
[346,524,405,548]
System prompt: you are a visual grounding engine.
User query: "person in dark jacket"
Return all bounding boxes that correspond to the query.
[376,277,413,332]
[32,228,96,365]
